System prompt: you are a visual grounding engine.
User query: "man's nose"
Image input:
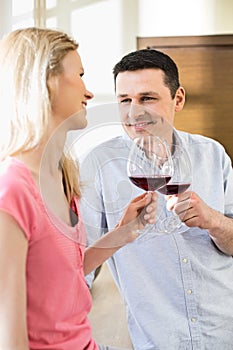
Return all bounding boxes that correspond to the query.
[128,103,145,119]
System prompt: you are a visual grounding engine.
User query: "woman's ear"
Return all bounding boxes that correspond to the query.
[47,76,56,97]
[175,86,185,112]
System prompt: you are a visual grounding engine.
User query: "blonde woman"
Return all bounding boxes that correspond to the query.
[0,27,157,350]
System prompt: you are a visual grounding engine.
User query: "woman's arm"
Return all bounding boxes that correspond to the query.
[0,211,29,350]
[83,192,157,275]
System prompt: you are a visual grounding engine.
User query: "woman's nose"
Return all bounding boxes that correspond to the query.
[86,89,94,100]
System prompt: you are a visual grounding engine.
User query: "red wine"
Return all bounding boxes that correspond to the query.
[157,182,190,195]
[129,175,171,191]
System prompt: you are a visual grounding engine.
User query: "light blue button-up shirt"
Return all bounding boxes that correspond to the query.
[80,130,233,350]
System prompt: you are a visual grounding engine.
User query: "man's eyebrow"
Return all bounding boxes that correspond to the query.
[117,91,159,98]
[138,91,159,96]
[117,93,128,98]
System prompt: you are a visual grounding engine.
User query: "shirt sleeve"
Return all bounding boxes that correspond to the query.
[223,151,233,218]
[79,151,108,287]
[80,152,108,243]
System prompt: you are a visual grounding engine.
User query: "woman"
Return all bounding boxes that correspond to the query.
[0,27,156,349]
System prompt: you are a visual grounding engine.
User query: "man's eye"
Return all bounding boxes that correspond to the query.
[142,96,155,101]
[120,99,131,104]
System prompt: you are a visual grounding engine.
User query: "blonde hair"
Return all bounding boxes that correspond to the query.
[0,27,81,200]
[61,155,81,202]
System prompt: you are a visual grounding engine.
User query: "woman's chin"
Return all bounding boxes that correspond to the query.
[65,109,88,130]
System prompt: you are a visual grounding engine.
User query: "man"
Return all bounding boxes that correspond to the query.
[80,49,233,350]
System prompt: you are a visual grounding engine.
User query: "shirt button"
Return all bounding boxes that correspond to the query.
[191,317,197,323]
[187,289,192,294]
[182,258,188,263]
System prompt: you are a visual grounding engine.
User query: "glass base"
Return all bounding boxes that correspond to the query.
[157,215,189,234]
[135,213,189,242]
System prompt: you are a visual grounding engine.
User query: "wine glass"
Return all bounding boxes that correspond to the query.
[157,143,192,234]
[127,135,174,236]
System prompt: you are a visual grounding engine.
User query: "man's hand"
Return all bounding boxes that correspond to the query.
[166,191,233,255]
[166,191,218,229]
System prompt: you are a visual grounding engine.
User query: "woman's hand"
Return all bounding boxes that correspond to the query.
[117,192,157,237]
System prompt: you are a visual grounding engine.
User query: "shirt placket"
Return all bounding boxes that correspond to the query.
[175,235,202,349]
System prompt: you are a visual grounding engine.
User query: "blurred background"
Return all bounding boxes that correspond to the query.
[1,1,233,158]
[0,0,232,106]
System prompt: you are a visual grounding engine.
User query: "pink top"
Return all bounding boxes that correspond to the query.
[0,157,98,350]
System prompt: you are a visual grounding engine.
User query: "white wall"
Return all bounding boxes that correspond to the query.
[0,1,12,37]
[138,0,233,37]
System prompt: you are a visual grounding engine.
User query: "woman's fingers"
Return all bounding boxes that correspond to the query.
[143,192,157,224]
[119,192,157,228]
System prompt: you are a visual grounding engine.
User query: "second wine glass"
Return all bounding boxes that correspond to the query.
[157,143,192,234]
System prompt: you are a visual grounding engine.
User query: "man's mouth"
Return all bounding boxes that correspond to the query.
[125,121,155,128]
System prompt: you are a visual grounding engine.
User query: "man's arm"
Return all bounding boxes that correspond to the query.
[79,151,113,286]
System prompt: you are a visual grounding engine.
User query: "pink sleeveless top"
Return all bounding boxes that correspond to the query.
[0,157,98,350]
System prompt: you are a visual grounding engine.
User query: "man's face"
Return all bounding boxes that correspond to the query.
[115,68,185,141]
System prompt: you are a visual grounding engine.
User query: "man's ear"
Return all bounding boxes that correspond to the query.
[175,86,185,112]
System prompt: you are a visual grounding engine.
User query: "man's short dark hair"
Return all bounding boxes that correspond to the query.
[113,49,180,98]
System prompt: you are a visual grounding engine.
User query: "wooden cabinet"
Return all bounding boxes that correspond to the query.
[137,35,233,161]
